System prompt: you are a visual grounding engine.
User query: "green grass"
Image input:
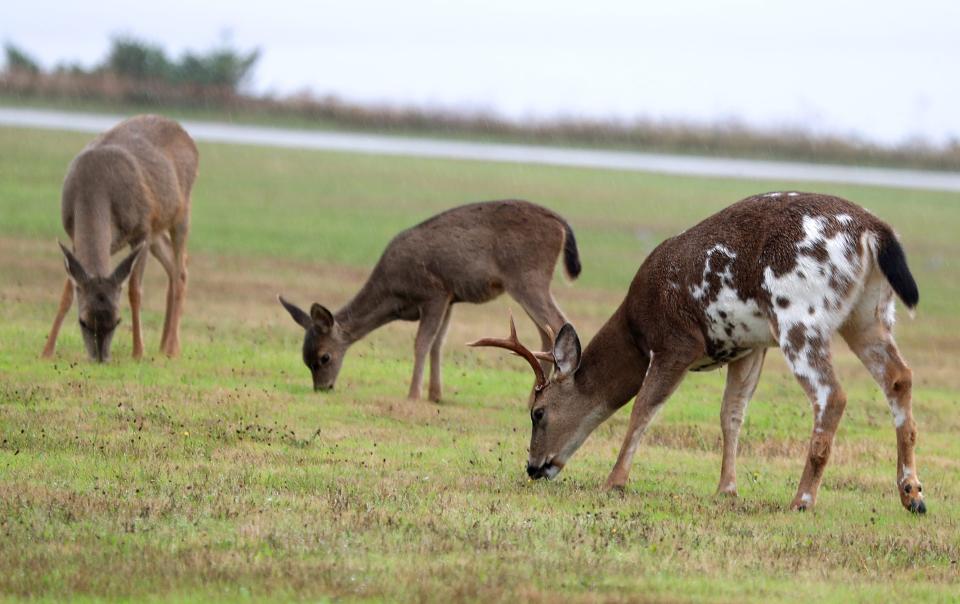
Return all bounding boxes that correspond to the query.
[1,125,959,603]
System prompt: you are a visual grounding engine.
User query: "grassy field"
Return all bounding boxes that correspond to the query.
[1,125,959,603]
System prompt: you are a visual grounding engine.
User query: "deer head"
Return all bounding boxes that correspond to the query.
[470,316,612,480]
[278,295,349,391]
[58,242,144,362]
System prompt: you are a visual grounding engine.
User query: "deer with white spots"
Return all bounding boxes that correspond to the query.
[471,192,925,513]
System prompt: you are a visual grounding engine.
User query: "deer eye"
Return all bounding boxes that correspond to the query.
[319,353,331,365]
[532,407,546,424]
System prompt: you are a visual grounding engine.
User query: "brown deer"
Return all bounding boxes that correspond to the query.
[41,115,198,362]
[472,192,925,513]
[279,200,580,400]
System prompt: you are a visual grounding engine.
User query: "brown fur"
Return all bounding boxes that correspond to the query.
[42,115,198,361]
[486,192,925,513]
[280,200,580,400]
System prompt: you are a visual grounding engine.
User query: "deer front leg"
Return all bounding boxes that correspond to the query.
[604,350,694,491]
[427,305,453,402]
[717,349,766,496]
[42,278,74,358]
[408,299,451,400]
[163,221,189,357]
[128,247,149,359]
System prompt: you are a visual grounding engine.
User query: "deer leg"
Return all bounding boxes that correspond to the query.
[408,299,451,401]
[427,305,453,402]
[604,349,696,491]
[41,279,74,358]
[510,283,568,378]
[149,234,177,353]
[841,320,924,513]
[779,329,846,511]
[128,245,149,360]
[717,349,766,496]
[164,221,190,357]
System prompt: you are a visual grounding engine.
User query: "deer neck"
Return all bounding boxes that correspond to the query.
[71,196,114,278]
[575,305,650,412]
[334,279,400,344]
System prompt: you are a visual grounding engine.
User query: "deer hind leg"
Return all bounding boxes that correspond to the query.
[507,281,568,378]
[841,314,924,513]
[427,305,453,402]
[150,234,178,354]
[717,349,766,497]
[604,346,700,492]
[408,298,451,401]
[128,245,150,360]
[41,278,74,358]
[164,220,190,357]
[779,326,846,511]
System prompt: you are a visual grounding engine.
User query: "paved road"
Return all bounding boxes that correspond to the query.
[3,107,959,192]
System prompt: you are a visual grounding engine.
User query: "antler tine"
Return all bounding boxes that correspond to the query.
[467,311,548,389]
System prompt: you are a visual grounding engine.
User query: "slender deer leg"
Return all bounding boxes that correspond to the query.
[604,349,696,491]
[841,320,924,513]
[779,330,846,511]
[408,299,451,401]
[510,282,568,377]
[150,234,177,352]
[427,305,453,402]
[164,220,190,357]
[717,349,766,496]
[128,246,149,359]
[41,278,74,358]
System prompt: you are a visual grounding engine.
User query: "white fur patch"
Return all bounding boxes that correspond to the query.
[787,192,800,197]
[690,245,772,351]
[800,492,812,505]
[891,402,907,428]
[762,192,782,198]
[836,213,853,225]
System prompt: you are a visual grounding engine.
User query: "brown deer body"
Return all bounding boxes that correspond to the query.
[42,115,198,361]
[473,192,925,513]
[280,199,580,400]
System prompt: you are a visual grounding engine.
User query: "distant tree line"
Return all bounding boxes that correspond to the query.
[1,37,259,103]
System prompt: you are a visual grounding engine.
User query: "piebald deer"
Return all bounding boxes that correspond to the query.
[42,115,198,362]
[472,192,925,513]
[279,200,580,400]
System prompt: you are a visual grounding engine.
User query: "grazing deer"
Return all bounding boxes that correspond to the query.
[279,200,581,400]
[472,192,925,513]
[41,115,198,362]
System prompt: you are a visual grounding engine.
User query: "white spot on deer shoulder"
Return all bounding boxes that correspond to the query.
[762,192,782,198]
[787,192,800,197]
[836,213,853,225]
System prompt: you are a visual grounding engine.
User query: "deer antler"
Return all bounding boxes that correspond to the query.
[468,312,550,390]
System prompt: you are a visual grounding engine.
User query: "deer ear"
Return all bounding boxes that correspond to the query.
[310,303,335,333]
[58,241,89,285]
[278,295,313,330]
[553,323,581,377]
[110,244,146,285]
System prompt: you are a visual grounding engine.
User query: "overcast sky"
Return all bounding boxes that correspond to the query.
[3,0,958,146]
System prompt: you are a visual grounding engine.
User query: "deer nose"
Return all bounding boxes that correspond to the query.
[527,463,544,479]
